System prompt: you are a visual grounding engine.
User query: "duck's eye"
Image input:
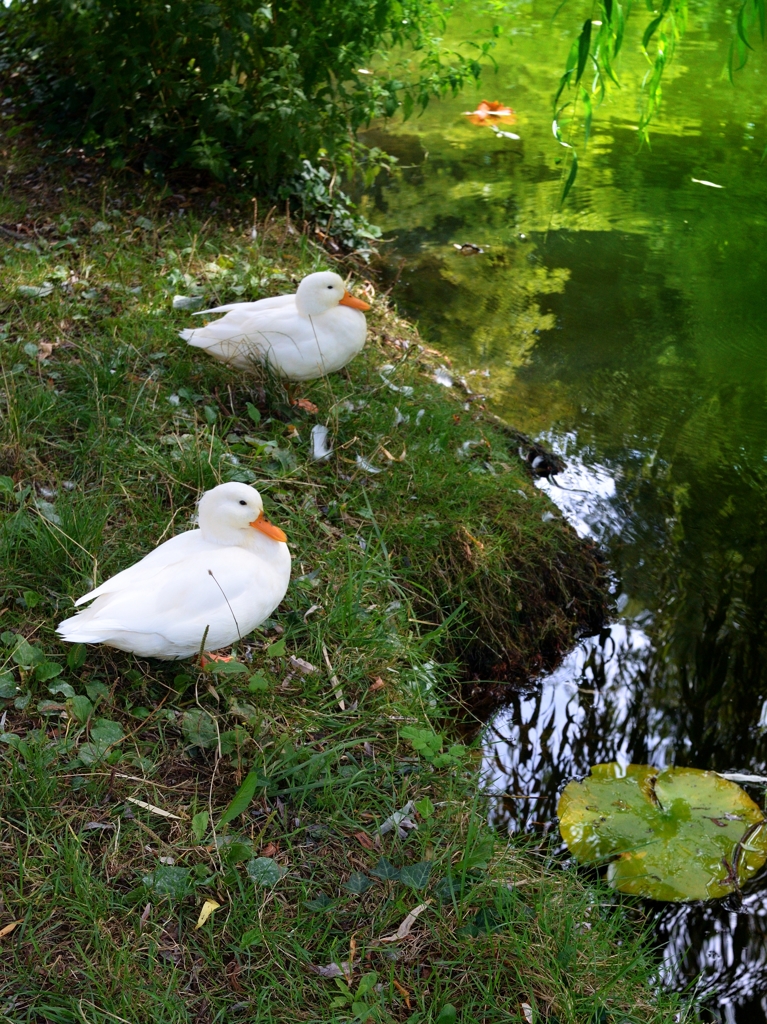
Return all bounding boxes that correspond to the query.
[239,500,247,506]
[327,285,333,289]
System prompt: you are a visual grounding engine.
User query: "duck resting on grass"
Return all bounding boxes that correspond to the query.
[56,482,291,661]
[179,270,371,381]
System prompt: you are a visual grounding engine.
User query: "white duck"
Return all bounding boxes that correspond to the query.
[179,270,371,381]
[56,483,291,660]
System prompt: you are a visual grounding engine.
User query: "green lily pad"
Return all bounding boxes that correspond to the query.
[558,763,767,902]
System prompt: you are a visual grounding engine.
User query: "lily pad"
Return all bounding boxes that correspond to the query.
[558,763,767,901]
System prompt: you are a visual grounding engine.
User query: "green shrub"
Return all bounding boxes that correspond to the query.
[0,0,494,187]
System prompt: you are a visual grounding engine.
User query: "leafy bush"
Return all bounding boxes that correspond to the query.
[0,0,494,188]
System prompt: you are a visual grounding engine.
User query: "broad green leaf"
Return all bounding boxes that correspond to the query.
[143,866,193,897]
[266,639,286,657]
[23,590,42,609]
[246,402,261,425]
[191,811,209,841]
[414,796,435,819]
[370,857,400,881]
[219,726,248,755]
[399,725,442,760]
[304,892,335,912]
[248,672,269,692]
[217,838,254,864]
[48,682,75,698]
[85,681,109,702]
[67,644,87,671]
[399,861,433,890]
[12,640,45,670]
[558,763,767,901]
[247,856,286,886]
[344,872,374,894]
[181,709,218,749]
[34,662,63,682]
[355,972,378,999]
[436,1005,458,1024]
[208,660,248,675]
[219,768,266,826]
[90,719,124,745]
[0,672,17,698]
[240,927,261,948]
[68,695,94,723]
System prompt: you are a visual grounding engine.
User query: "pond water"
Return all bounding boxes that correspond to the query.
[364,2,767,1018]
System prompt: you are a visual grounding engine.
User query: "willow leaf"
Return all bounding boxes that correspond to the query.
[561,152,578,204]
[575,19,592,82]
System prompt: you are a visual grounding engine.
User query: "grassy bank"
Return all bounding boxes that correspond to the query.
[0,141,686,1023]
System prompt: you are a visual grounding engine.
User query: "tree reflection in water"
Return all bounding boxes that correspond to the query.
[482,449,767,1021]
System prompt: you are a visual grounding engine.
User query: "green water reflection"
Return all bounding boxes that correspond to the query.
[366,4,767,1013]
[365,0,767,773]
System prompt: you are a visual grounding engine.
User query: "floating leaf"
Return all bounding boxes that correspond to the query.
[558,763,767,901]
[247,856,286,886]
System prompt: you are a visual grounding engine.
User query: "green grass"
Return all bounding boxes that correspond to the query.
[0,140,688,1023]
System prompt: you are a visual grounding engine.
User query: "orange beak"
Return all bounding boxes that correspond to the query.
[250,511,288,543]
[339,289,371,312]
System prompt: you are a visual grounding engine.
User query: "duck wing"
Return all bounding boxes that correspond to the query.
[73,530,204,606]
[192,294,295,318]
[59,545,289,655]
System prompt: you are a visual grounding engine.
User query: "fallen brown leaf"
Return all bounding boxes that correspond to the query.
[354,831,375,850]
[380,901,430,942]
[392,979,412,1009]
[293,397,319,414]
[126,796,184,820]
[261,842,279,858]
[369,678,385,692]
[0,920,22,939]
